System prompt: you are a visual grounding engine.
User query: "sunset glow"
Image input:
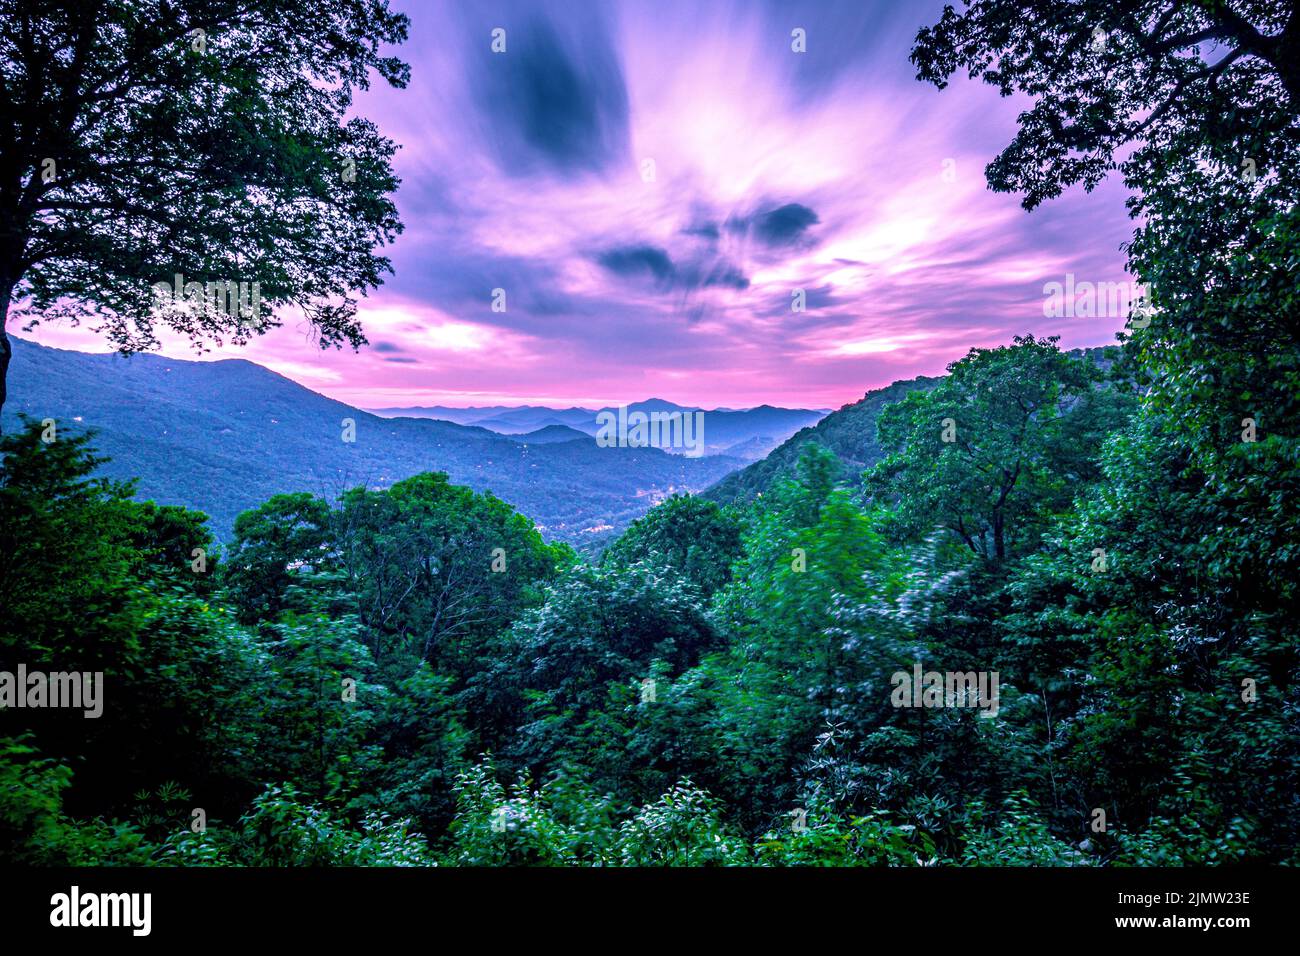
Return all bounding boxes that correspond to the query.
[23,0,1137,409]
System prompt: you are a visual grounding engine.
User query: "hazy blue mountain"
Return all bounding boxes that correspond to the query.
[688,404,827,453]
[471,414,583,434]
[368,404,595,430]
[504,425,591,444]
[703,377,942,504]
[717,434,783,461]
[3,337,744,546]
[371,397,828,454]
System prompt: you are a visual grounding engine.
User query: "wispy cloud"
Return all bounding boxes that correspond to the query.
[25,0,1136,409]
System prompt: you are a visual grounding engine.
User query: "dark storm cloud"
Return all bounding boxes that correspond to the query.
[472,15,630,178]
[598,245,675,282]
[597,242,751,293]
[698,261,750,290]
[682,222,721,240]
[748,203,821,245]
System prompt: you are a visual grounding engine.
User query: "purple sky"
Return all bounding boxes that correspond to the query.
[27,0,1138,410]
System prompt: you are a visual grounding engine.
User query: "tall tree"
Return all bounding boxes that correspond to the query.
[0,0,410,420]
[911,1,1300,445]
[914,0,1300,862]
[601,494,744,600]
[865,337,1127,565]
[333,472,571,676]
[224,491,332,623]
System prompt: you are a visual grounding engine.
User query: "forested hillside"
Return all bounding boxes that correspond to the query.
[703,376,939,505]
[706,347,1121,507]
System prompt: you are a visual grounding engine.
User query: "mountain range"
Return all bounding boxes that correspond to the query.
[3,339,1123,549]
[368,399,829,460]
[2,337,750,548]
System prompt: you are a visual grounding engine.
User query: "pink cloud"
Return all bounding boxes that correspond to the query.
[22,0,1138,411]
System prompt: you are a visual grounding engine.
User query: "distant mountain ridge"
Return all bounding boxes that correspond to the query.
[505,424,590,444]
[369,398,830,459]
[703,376,941,505]
[2,337,745,546]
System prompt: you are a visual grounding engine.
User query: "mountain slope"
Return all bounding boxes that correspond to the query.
[702,376,940,505]
[3,337,743,545]
[505,424,591,444]
[370,398,827,455]
[702,345,1123,505]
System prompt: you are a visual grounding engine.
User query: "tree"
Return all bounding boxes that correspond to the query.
[252,611,383,805]
[911,1,1300,571]
[0,419,269,816]
[333,472,571,675]
[0,418,140,661]
[0,0,410,420]
[224,491,332,623]
[725,445,900,712]
[914,0,1300,863]
[692,445,918,825]
[476,562,723,776]
[1001,410,1299,863]
[913,0,1300,208]
[125,499,219,594]
[348,664,471,839]
[601,493,743,599]
[865,337,1128,564]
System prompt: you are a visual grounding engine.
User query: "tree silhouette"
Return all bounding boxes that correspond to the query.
[0,0,410,420]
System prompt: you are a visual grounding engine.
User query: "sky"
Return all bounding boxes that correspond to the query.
[25,0,1139,411]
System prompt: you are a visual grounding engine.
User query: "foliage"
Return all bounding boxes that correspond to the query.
[0,0,412,419]
[0,736,152,866]
[960,792,1086,867]
[601,493,743,598]
[224,492,332,623]
[866,336,1131,564]
[756,799,938,867]
[2,0,1297,868]
[159,784,435,866]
